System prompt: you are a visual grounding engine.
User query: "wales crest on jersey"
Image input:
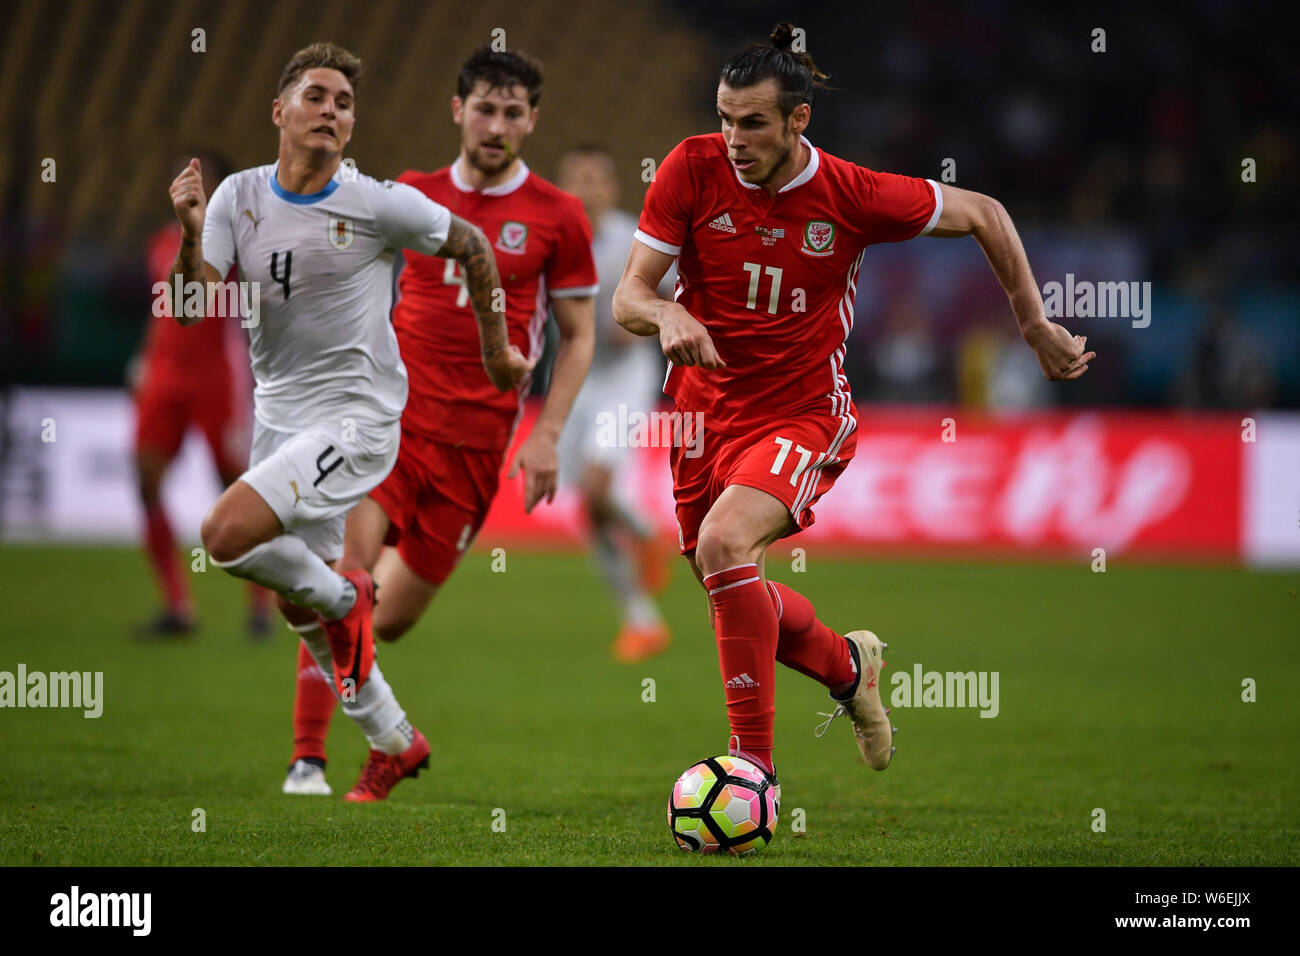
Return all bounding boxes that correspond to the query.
[328,216,355,250]
[496,221,529,255]
[801,219,836,256]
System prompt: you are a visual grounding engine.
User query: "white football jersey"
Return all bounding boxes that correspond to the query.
[203,163,452,433]
[589,207,672,373]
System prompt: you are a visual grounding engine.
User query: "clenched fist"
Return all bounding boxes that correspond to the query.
[659,304,725,370]
[169,158,207,236]
[1023,321,1096,381]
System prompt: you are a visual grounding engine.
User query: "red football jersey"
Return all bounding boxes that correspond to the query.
[635,133,942,434]
[141,221,237,383]
[392,161,598,450]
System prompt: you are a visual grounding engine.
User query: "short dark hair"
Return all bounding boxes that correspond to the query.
[456,45,544,107]
[720,22,831,117]
[277,42,362,97]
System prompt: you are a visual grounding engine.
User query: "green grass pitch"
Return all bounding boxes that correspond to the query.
[1,545,1296,866]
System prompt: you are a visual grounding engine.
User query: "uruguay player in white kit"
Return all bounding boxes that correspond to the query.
[555,146,675,662]
[167,43,533,801]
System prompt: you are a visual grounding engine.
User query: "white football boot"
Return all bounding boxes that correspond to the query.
[814,630,895,770]
[282,758,332,795]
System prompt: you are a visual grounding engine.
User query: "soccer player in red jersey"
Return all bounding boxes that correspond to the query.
[132,152,269,638]
[613,24,1095,793]
[284,46,596,797]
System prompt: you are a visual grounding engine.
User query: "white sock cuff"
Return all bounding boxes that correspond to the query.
[208,538,276,570]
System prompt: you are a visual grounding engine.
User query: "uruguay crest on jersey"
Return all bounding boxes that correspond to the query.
[328,215,354,250]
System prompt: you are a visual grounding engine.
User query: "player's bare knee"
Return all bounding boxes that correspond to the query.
[694,521,757,576]
[201,508,246,564]
[375,617,413,643]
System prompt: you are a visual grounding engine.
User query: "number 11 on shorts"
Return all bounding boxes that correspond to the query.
[770,436,812,486]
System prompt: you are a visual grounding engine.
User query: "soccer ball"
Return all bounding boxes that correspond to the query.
[667,755,778,856]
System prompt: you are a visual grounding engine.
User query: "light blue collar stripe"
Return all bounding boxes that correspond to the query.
[269,165,340,204]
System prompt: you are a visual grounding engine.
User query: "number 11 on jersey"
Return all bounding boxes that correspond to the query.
[743,262,782,315]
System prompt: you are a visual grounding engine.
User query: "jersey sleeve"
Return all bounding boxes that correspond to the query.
[201,176,238,276]
[854,170,943,244]
[634,140,695,256]
[547,199,598,299]
[369,178,453,256]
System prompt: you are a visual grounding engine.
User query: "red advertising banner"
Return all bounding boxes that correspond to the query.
[483,403,1245,560]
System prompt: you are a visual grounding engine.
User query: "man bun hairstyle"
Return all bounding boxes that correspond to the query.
[278,41,363,97]
[720,22,831,117]
[457,45,545,108]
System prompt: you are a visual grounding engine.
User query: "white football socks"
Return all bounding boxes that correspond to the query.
[293,623,412,755]
[592,525,661,628]
[213,536,355,618]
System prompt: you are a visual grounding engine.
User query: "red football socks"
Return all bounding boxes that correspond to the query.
[767,581,856,692]
[143,504,191,617]
[291,641,336,764]
[703,563,778,772]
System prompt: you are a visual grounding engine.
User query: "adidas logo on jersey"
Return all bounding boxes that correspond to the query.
[725,673,759,689]
[708,212,737,234]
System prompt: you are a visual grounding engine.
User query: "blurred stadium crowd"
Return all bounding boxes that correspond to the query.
[679,1,1298,410]
[2,0,1295,410]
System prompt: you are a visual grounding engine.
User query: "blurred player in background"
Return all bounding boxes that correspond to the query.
[131,151,271,639]
[555,144,674,662]
[285,46,595,796]
[169,42,530,801]
[614,24,1094,795]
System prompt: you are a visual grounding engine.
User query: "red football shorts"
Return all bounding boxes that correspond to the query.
[368,429,505,587]
[134,368,246,476]
[671,410,857,554]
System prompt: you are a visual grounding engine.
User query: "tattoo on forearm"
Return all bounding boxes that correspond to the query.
[443,218,507,358]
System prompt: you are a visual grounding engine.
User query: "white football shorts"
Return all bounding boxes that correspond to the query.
[241,416,400,561]
[558,345,663,488]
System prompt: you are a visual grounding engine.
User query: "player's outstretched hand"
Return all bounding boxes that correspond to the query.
[484,344,537,392]
[507,432,558,514]
[169,158,206,236]
[659,305,725,370]
[1023,321,1095,381]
